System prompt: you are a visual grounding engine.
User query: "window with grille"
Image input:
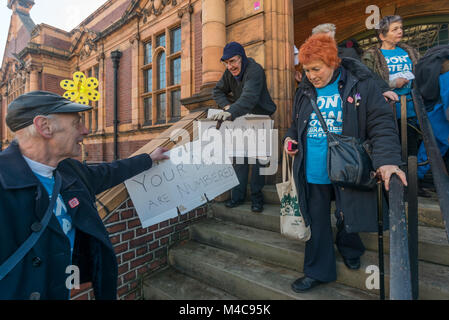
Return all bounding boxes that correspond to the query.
[358,21,449,55]
[141,25,182,126]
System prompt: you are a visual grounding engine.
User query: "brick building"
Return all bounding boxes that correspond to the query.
[1,0,448,300]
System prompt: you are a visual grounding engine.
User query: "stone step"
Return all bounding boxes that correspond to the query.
[143,267,238,300]
[189,218,449,299]
[211,202,449,266]
[169,240,377,300]
[244,185,445,228]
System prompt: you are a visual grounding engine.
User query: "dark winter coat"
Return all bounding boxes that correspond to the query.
[285,58,402,233]
[213,57,277,119]
[0,141,153,300]
[415,45,449,108]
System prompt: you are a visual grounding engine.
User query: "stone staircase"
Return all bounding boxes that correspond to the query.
[143,185,449,300]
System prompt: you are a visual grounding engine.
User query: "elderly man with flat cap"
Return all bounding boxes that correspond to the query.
[211,41,277,213]
[0,91,168,300]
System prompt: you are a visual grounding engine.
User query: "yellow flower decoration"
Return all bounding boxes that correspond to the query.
[60,71,100,106]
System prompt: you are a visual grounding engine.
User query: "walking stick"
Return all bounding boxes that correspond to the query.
[376,172,385,300]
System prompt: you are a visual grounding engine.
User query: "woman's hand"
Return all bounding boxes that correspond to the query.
[395,77,409,88]
[382,90,399,102]
[377,165,407,191]
[284,137,299,157]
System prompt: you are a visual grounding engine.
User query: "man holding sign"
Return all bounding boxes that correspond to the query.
[210,42,277,212]
[0,91,168,300]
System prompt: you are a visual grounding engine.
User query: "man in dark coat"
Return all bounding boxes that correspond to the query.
[0,91,168,300]
[284,34,407,292]
[211,42,277,212]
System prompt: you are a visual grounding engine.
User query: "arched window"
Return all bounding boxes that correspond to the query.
[140,26,182,126]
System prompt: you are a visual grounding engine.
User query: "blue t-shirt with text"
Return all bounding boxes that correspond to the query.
[306,73,343,184]
[33,173,76,258]
[381,47,416,118]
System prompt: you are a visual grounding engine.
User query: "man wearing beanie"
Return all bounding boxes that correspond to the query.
[211,42,277,212]
[0,91,168,299]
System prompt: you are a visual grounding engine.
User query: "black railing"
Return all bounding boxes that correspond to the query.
[386,88,449,300]
[388,175,413,300]
[412,89,449,242]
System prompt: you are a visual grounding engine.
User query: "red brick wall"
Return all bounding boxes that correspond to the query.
[84,139,149,163]
[105,47,132,128]
[5,25,30,59]
[90,0,133,33]
[42,73,66,96]
[70,197,207,300]
[194,11,202,93]
[43,35,71,51]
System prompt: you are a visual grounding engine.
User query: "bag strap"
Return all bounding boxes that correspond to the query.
[0,171,62,281]
[309,96,329,134]
[282,148,294,183]
[308,87,361,138]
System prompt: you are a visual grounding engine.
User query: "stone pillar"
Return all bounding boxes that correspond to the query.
[264,0,295,184]
[201,0,226,89]
[179,4,193,100]
[25,70,31,92]
[97,53,105,133]
[29,68,39,91]
[180,0,226,112]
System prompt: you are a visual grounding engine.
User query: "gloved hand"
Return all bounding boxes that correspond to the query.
[211,111,232,121]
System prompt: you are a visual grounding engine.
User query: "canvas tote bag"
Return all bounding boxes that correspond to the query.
[276,149,311,241]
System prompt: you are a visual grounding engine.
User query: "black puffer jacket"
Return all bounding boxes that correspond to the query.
[213,58,277,119]
[285,57,402,233]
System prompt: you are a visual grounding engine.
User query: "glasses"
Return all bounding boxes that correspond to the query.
[222,56,241,68]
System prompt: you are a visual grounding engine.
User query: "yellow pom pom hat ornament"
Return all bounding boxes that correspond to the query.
[60,71,100,106]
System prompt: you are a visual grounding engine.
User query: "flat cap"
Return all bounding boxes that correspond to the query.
[6,91,92,132]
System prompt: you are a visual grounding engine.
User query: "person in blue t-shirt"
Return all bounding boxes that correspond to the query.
[284,34,407,293]
[362,15,421,157]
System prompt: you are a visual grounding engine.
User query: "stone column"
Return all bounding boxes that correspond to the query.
[97,53,105,133]
[264,0,295,184]
[29,68,40,91]
[179,4,193,100]
[201,0,226,89]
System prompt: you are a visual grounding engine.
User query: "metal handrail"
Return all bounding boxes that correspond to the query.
[388,175,413,300]
[412,88,449,242]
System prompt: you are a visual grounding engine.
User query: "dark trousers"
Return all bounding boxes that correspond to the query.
[231,158,265,205]
[397,117,420,157]
[304,183,365,282]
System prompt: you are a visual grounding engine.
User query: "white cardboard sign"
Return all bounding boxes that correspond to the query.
[198,110,274,159]
[124,141,239,228]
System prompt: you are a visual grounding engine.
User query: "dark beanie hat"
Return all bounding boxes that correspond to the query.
[221,42,249,81]
[6,91,92,132]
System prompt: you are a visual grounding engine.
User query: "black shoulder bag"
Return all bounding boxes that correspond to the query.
[309,96,376,190]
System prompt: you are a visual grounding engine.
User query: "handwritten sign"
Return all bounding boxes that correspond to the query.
[198,110,274,159]
[124,141,239,228]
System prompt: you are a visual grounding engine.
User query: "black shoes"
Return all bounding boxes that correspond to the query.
[343,257,361,270]
[225,199,263,212]
[251,203,263,212]
[291,276,324,293]
[225,199,243,208]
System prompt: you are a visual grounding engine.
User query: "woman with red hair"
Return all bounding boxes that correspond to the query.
[284,34,407,293]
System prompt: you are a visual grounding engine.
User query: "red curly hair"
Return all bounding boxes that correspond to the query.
[298,33,341,69]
